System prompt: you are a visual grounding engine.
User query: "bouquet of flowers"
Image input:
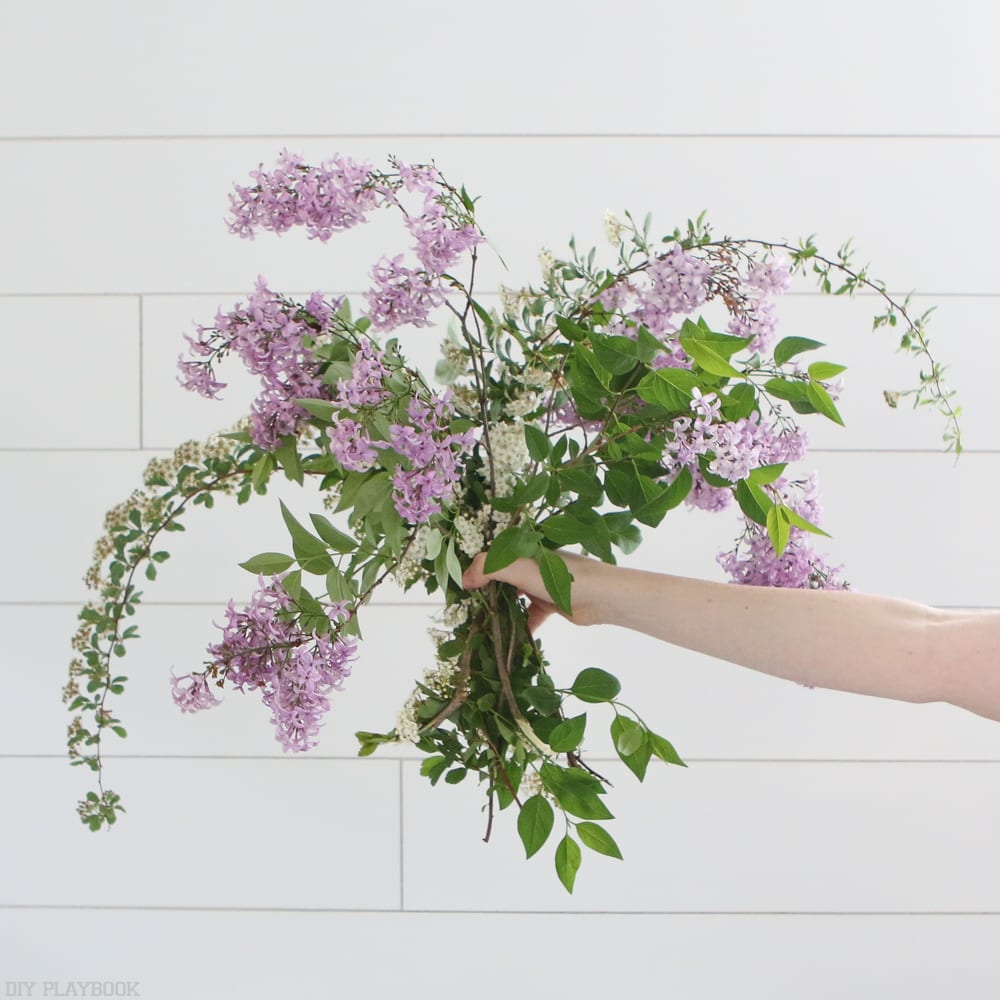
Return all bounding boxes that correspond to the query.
[66,152,959,891]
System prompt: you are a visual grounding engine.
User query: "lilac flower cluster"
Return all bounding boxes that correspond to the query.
[179,280,338,450]
[365,254,445,331]
[170,671,222,713]
[727,254,792,353]
[664,388,808,512]
[178,576,357,753]
[228,151,483,335]
[390,397,475,523]
[228,150,383,242]
[598,244,712,368]
[363,171,483,330]
[718,475,847,590]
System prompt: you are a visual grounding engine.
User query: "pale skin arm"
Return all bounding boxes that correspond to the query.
[462,551,1000,722]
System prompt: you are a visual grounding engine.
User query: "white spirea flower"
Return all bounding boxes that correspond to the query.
[487,421,531,496]
[396,693,422,743]
[538,248,556,281]
[604,209,625,245]
[455,509,490,558]
[393,525,431,586]
[504,391,542,419]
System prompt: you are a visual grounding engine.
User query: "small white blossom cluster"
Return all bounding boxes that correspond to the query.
[538,248,556,281]
[499,284,534,316]
[393,525,432,587]
[455,508,491,558]
[435,335,468,386]
[395,622,465,744]
[487,420,531,497]
[504,390,543,419]
[604,210,626,246]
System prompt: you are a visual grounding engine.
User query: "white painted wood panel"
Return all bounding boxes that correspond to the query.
[0,758,400,909]
[0,297,141,449]
[2,138,997,295]
[11,603,1000,764]
[401,759,1000,913]
[3,909,999,1000]
[4,0,999,137]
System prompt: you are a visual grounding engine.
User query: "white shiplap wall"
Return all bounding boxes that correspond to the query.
[3,2,1000,996]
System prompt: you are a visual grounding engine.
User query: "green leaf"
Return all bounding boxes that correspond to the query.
[576,822,623,860]
[540,515,590,546]
[555,835,582,893]
[524,423,551,462]
[735,479,772,527]
[483,525,541,574]
[570,667,621,704]
[766,504,791,556]
[293,397,339,421]
[774,336,825,366]
[555,315,590,342]
[420,755,447,777]
[517,794,555,859]
[611,716,652,780]
[632,466,692,527]
[540,764,613,820]
[591,333,639,376]
[538,549,573,616]
[280,501,328,557]
[722,382,758,421]
[649,732,687,767]
[806,381,845,426]
[445,538,464,589]
[613,716,645,756]
[763,376,810,404]
[524,684,562,715]
[548,714,587,753]
[492,472,551,511]
[680,336,741,378]
[748,463,787,486]
[238,552,296,575]
[807,361,848,381]
[309,514,357,553]
[780,504,831,538]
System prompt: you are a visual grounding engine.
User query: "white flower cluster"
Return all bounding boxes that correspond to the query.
[436,337,468,386]
[395,623,465,744]
[455,508,491,558]
[604,209,625,246]
[392,525,431,587]
[504,390,543,419]
[538,248,556,281]
[487,420,531,497]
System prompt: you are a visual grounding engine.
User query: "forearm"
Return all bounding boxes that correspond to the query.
[464,551,1000,719]
[591,562,994,707]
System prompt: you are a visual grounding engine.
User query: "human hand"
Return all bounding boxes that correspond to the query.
[461,550,604,632]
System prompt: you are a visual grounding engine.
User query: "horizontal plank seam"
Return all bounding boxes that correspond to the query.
[4,755,1000,764]
[1,903,998,916]
[3,133,1000,142]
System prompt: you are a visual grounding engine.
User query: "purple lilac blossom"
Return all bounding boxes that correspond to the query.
[171,671,223,713]
[328,418,380,472]
[406,201,483,275]
[365,255,444,331]
[717,474,847,589]
[228,151,382,241]
[336,340,392,410]
[664,394,809,508]
[387,396,474,523]
[178,279,337,450]
[204,577,357,752]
